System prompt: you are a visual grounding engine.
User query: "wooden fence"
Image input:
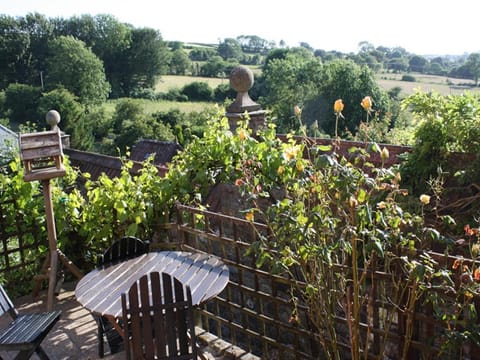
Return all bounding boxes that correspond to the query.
[0,198,479,358]
[174,203,480,360]
[0,196,45,289]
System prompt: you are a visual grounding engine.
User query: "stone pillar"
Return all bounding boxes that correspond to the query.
[46,110,70,148]
[225,65,266,134]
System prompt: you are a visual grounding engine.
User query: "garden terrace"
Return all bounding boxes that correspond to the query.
[2,134,480,359]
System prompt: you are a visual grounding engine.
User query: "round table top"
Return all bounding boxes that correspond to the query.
[75,251,230,318]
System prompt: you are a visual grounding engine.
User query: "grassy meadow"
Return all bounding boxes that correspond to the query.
[155,75,228,93]
[376,72,480,96]
[157,73,480,99]
[106,73,480,116]
[104,98,216,116]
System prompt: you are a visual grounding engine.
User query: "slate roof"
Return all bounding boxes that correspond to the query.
[65,142,173,181]
[130,139,183,165]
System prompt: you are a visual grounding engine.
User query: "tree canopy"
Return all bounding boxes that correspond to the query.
[46,35,111,105]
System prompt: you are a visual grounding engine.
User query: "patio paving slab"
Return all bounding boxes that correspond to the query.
[0,281,123,360]
[0,282,255,360]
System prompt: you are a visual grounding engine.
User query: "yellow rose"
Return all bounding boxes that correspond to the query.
[238,129,247,141]
[283,145,300,161]
[361,96,373,111]
[381,147,389,162]
[472,243,480,257]
[277,166,285,175]
[420,194,431,205]
[377,201,387,209]
[334,99,344,114]
[245,212,254,222]
[349,195,358,208]
[392,172,401,185]
[294,105,302,117]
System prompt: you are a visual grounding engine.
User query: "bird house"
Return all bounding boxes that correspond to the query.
[19,130,66,182]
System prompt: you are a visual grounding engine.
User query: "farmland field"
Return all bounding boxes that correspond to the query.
[156,73,480,98]
[155,75,228,93]
[104,98,217,116]
[112,73,480,116]
[376,73,480,96]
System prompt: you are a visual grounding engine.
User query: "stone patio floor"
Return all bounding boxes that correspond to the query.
[0,282,256,360]
[0,281,124,360]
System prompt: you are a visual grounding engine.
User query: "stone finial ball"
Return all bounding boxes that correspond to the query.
[229,65,254,93]
[46,110,61,127]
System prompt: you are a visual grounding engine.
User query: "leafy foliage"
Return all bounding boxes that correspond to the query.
[400,91,480,195]
[2,108,480,357]
[46,36,111,106]
[3,83,41,126]
[38,88,93,150]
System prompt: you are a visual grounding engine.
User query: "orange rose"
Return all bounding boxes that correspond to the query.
[334,99,344,114]
[361,96,373,111]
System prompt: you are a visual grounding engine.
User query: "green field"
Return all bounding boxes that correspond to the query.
[155,75,228,93]
[157,73,480,98]
[376,73,480,96]
[107,73,480,116]
[104,98,216,116]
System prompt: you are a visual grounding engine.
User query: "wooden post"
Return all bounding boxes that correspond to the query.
[42,180,58,311]
[19,128,66,311]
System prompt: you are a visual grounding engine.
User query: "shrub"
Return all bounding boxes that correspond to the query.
[4,83,41,126]
[181,81,213,102]
[162,88,188,102]
[401,74,416,82]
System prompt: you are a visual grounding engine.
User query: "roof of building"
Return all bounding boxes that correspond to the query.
[130,139,183,165]
[65,147,170,181]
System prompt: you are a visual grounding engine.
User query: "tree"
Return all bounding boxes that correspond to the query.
[299,42,314,52]
[45,36,110,106]
[387,57,408,72]
[200,56,229,77]
[261,50,323,132]
[466,53,480,85]
[181,82,213,101]
[121,27,169,95]
[3,83,41,126]
[110,99,174,154]
[18,13,54,85]
[169,49,191,75]
[236,35,271,53]
[217,38,243,61]
[0,15,31,88]
[188,47,216,61]
[54,14,132,98]
[37,88,93,150]
[409,55,428,73]
[314,59,390,136]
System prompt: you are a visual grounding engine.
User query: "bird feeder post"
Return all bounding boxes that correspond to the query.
[42,180,58,311]
[18,111,67,311]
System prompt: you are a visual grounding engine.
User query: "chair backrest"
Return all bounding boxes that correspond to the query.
[0,285,18,319]
[121,272,197,360]
[98,236,148,267]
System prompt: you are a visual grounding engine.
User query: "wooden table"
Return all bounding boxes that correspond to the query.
[75,251,230,319]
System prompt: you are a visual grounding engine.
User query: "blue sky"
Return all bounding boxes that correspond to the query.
[2,0,478,56]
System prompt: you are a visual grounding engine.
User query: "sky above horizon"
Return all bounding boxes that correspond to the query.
[2,0,478,56]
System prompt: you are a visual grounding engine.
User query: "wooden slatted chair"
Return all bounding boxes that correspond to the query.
[97,236,149,268]
[121,272,198,360]
[0,284,61,360]
[95,236,149,358]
